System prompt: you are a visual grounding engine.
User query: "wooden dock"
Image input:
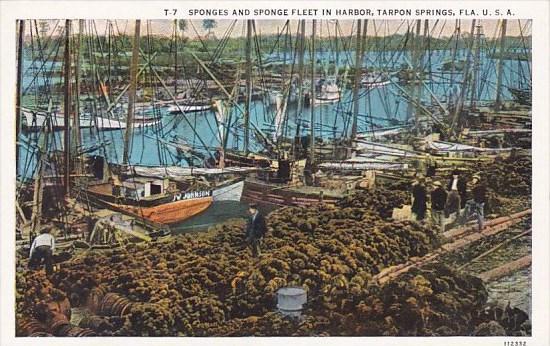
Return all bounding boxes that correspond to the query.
[373,209,531,285]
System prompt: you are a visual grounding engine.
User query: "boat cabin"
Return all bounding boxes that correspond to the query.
[115,177,170,200]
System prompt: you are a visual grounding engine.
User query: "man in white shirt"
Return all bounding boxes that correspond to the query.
[29,226,55,275]
[445,170,462,223]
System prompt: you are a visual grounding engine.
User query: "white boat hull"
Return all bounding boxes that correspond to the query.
[213,180,244,202]
[167,103,211,114]
[20,109,159,131]
[314,95,340,104]
[362,80,391,88]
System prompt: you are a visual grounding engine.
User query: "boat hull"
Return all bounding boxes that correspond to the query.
[20,108,160,131]
[362,80,391,88]
[83,183,213,224]
[213,180,244,202]
[313,96,340,105]
[241,179,341,208]
[167,104,211,113]
[107,197,213,224]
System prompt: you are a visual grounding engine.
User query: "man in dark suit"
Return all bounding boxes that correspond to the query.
[430,181,447,232]
[245,203,267,257]
[411,177,428,221]
[459,174,487,230]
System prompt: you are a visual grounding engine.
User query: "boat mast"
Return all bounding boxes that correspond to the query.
[450,19,476,133]
[122,19,141,165]
[63,19,72,195]
[361,20,368,129]
[283,20,289,67]
[309,20,316,164]
[16,20,25,163]
[174,19,178,96]
[350,19,363,140]
[293,20,306,160]
[470,22,482,109]
[30,102,52,238]
[334,20,340,68]
[495,19,508,111]
[450,20,460,93]
[413,19,422,134]
[244,19,253,155]
[405,24,415,126]
[73,20,83,173]
[423,19,430,91]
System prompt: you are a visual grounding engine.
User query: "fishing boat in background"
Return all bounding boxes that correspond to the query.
[20,108,160,131]
[361,71,391,88]
[166,99,212,114]
[312,76,341,104]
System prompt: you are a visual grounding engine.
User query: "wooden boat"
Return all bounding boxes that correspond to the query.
[83,177,213,225]
[241,178,343,208]
[82,175,247,224]
[110,196,212,225]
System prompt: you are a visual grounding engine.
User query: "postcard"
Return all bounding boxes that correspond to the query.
[1,1,548,346]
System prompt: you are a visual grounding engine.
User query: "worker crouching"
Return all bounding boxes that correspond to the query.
[29,226,56,275]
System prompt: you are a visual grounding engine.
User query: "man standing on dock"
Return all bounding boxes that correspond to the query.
[459,174,487,230]
[28,226,55,275]
[245,203,267,258]
[411,177,427,222]
[430,181,447,232]
[446,170,463,221]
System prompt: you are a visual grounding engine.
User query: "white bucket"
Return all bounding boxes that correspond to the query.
[277,286,307,317]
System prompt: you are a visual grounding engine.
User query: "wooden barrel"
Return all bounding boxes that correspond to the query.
[99,292,133,317]
[28,331,53,337]
[63,326,97,337]
[18,317,49,336]
[49,312,71,336]
[78,315,111,331]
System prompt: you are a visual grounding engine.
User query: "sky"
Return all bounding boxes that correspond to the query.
[22,19,531,40]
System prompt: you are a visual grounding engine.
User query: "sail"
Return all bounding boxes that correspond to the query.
[131,165,261,179]
[273,94,285,142]
[213,99,228,144]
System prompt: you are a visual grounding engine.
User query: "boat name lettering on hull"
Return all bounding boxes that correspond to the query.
[173,190,212,201]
